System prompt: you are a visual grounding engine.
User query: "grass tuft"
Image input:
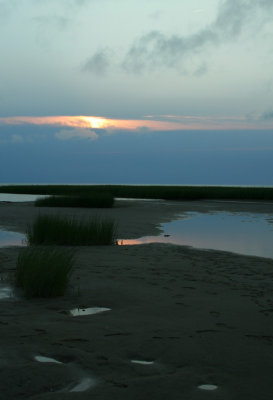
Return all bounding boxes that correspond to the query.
[27,214,117,245]
[15,247,74,298]
[35,193,114,208]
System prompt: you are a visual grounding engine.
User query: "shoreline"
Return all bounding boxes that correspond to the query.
[1,200,273,399]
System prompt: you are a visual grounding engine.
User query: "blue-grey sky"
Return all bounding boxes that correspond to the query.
[0,0,273,184]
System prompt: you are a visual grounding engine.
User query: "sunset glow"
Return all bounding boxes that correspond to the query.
[0,115,185,130]
[0,115,270,131]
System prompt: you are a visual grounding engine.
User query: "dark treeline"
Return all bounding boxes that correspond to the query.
[1,184,273,201]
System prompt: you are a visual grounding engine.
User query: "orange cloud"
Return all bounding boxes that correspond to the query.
[0,115,186,131]
[0,114,272,131]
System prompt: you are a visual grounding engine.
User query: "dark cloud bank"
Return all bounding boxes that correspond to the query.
[1,125,273,185]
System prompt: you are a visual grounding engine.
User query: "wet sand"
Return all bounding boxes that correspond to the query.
[1,199,273,399]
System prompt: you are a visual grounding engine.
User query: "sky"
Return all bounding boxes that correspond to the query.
[0,0,273,185]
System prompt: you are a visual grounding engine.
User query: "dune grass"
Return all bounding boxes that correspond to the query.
[27,214,117,245]
[35,193,114,208]
[1,184,273,201]
[15,247,74,298]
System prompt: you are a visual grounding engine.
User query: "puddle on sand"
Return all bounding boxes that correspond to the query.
[70,307,111,316]
[0,284,14,300]
[131,360,155,365]
[34,353,96,394]
[70,377,96,392]
[198,384,218,391]
[0,229,26,248]
[118,211,273,259]
[34,355,63,364]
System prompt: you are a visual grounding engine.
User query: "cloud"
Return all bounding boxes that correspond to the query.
[122,0,269,73]
[261,110,273,120]
[55,128,99,140]
[32,0,90,7]
[82,49,111,76]
[86,0,272,75]
[33,16,70,30]
[0,115,188,131]
[0,0,18,22]
[1,114,272,133]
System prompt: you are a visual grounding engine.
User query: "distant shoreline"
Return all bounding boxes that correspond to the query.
[0,183,273,187]
[1,184,273,202]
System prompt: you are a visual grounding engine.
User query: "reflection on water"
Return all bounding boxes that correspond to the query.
[70,377,96,392]
[198,384,218,391]
[118,212,273,259]
[131,360,155,365]
[70,307,111,316]
[0,193,49,202]
[34,355,62,364]
[0,230,26,248]
[0,284,14,300]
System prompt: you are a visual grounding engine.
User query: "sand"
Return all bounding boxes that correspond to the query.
[1,199,273,399]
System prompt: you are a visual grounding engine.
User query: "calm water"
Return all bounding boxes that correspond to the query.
[0,230,26,247]
[118,212,273,259]
[1,208,273,258]
[0,193,49,202]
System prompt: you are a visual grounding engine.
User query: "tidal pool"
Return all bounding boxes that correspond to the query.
[118,211,273,259]
[0,229,26,248]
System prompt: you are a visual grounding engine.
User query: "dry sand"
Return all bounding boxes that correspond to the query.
[1,199,273,399]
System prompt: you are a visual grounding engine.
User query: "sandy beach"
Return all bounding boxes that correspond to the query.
[1,199,273,399]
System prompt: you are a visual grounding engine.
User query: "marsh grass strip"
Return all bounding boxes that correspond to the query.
[1,184,273,201]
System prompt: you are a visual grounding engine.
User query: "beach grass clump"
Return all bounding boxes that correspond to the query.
[35,193,114,208]
[15,247,74,298]
[27,214,117,245]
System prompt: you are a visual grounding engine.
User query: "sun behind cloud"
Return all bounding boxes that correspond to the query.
[0,114,271,132]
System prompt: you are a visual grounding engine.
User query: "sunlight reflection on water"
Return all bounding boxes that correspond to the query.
[118,212,273,259]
